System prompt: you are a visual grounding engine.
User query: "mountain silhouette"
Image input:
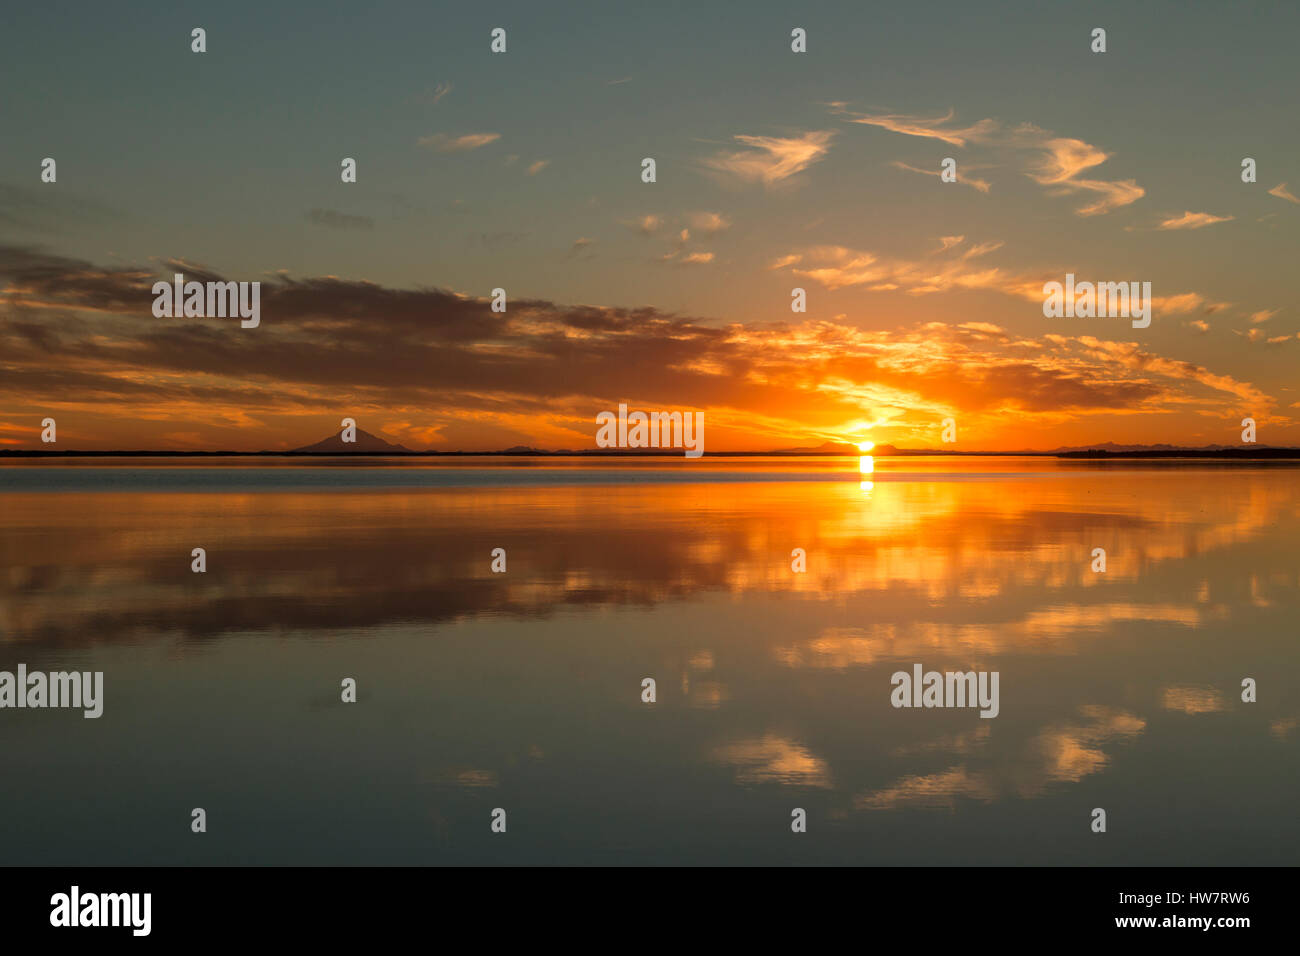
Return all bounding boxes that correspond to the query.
[773,441,866,455]
[292,428,412,453]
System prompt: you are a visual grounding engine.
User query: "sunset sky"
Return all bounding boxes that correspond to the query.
[1,0,1298,451]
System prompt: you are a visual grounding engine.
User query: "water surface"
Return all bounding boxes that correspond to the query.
[1,457,1295,864]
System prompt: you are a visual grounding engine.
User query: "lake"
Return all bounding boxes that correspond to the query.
[1,456,1295,864]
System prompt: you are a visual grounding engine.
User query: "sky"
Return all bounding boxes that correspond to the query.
[1,0,1298,451]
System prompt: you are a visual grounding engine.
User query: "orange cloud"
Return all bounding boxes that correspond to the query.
[1268,182,1300,204]
[891,160,992,193]
[1026,137,1144,216]
[418,132,501,152]
[701,130,836,185]
[835,106,997,147]
[0,243,1281,451]
[1157,211,1234,230]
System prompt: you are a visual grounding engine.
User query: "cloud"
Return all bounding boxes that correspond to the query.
[835,107,1143,216]
[772,241,1026,296]
[0,243,1277,451]
[835,106,997,147]
[1157,211,1233,230]
[960,240,1004,259]
[775,241,1239,332]
[890,160,991,193]
[1190,320,1210,333]
[418,132,501,153]
[1151,292,1229,315]
[305,208,374,231]
[701,131,836,185]
[687,211,732,234]
[1268,183,1300,204]
[1074,336,1267,405]
[1250,309,1278,324]
[928,236,1001,257]
[626,214,662,235]
[634,215,728,261]
[526,160,549,176]
[1026,137,1144,216]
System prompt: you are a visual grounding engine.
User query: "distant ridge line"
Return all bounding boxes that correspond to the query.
[5,429,1299,458]
[5,447,1300,459]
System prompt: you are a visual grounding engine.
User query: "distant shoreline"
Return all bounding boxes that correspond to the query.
[5,448,1300,460]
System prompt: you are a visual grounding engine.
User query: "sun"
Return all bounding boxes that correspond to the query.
[857,440,874,452]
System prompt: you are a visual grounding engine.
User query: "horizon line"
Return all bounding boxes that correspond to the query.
[5,447,1300,460]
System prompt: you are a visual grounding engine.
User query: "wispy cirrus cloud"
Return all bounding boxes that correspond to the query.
[1157,211,1234,230]
[418,132,500,153]
[1152,292,1229,316]
[1268,182,1300,204]
[701,131,836,186]
[1024,136,1144,216]
[890,160,992,193]
[835,106,1144,216]
[772,240,1231,320]
[1236,327,1297,346]
[960,240,1005,259]
[1072,336,1267,404]
[770,241,1030,296]
[832,105,997,147]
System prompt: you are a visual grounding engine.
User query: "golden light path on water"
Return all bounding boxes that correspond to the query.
[859,441,874,494]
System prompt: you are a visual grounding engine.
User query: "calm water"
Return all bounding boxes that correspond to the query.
[1,457,1296,865]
